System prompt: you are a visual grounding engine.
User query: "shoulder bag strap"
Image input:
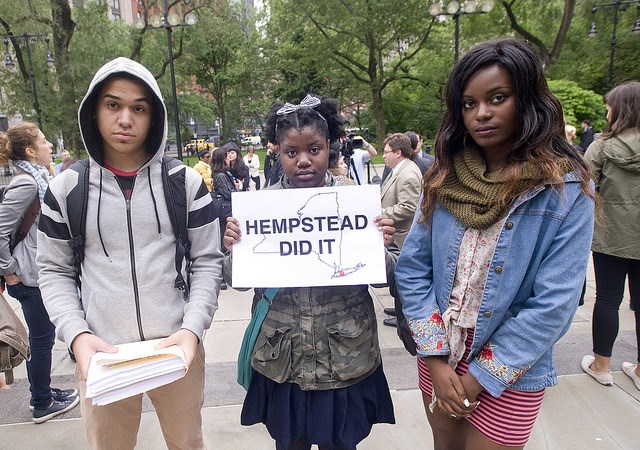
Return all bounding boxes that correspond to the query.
[9,173,41,253]
[262,287,278,304]
[10,196,40,253]
[237,288,279,390]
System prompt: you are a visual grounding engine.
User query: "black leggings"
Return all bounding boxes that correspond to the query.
[591,251,640,362]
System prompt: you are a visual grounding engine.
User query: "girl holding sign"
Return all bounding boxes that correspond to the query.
[223,95,396,450]
[395,39,596,449]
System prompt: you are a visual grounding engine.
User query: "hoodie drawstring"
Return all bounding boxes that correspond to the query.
[97,170,110,259]
[148,167,162,234]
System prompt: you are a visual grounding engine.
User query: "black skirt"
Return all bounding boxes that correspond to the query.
[241,364,395,449]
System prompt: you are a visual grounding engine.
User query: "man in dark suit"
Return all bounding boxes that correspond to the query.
[407,131,434,173]
[579,119,595,152]
[263,141,283,187]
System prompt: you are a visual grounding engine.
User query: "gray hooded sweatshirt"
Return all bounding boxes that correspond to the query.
[37,57,223,346]
[584,128,640,260]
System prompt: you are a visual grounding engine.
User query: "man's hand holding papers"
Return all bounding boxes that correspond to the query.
[86,338,188,406]
[154,328,199,368]
[71,332,118,381]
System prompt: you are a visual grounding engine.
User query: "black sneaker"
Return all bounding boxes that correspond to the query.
[383,307,397,317]
[383,317,398,328]
[33,395,79,424]
[30,387,79,410]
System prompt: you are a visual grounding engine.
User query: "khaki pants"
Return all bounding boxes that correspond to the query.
[78,344,206,450]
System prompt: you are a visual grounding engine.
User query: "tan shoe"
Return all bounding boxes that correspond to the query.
[622,362,640,391]
[581,355,613,386]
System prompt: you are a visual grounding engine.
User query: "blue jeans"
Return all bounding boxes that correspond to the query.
[7,283,55,409]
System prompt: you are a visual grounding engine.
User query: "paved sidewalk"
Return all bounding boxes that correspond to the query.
[1,257,640,449]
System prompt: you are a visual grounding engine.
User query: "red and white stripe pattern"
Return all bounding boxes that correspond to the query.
[417,331,544,446]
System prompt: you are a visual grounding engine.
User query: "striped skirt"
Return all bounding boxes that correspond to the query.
[417,331,544,447]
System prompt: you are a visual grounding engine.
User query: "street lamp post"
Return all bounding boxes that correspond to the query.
[3,33,55,129]
[136,1,197,160]
[429,1,495,63]
[588,1,640,88]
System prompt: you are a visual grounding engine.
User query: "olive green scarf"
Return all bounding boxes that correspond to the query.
[436,147,542,230]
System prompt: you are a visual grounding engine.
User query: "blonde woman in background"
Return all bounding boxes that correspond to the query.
[565,124,577,143]
[565,124,583,154]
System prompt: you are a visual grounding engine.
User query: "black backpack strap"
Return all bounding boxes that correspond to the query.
[66,159,90,288]
[161,156,191,301]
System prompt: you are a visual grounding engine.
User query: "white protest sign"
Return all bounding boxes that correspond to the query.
[231,184,386,288]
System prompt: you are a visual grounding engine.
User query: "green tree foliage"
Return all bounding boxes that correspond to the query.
[1,0,638,152]
[257,4,362,142]
[267,0,437,149]
[228,26,278,138]
[0,0,204,151]
[548,79,606,132]
[381,6,500,144]
[0,0,137,152]
[0,0,73,147]
[182,4,248,142]
[533,1,639,94]
[500,0,577,67]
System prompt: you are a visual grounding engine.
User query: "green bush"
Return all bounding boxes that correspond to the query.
[548,79,607,133]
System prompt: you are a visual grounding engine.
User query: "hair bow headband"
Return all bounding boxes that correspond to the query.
[276,94,321,116]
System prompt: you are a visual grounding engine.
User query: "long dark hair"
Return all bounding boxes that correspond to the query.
[222,142,247,178]
[602,82,640,139]
[210,146,229,174]
[421,39,593,220]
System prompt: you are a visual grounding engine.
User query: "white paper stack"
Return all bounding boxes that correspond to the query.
[86,339,187,406]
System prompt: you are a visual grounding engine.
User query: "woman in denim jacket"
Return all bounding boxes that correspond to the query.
[395,39,595,449]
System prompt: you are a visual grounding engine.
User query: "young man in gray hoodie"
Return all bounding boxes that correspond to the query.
[37,57,223,449]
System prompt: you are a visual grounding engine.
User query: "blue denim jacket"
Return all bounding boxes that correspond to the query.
[395,173,594,397]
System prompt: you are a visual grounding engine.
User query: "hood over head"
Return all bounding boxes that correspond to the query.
[78,57,167,166]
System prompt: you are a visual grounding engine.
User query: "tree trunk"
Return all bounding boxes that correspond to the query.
[50,0,79,151]
[371,86,385,150]
[217,95,228,142]
[502,0,576,68]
